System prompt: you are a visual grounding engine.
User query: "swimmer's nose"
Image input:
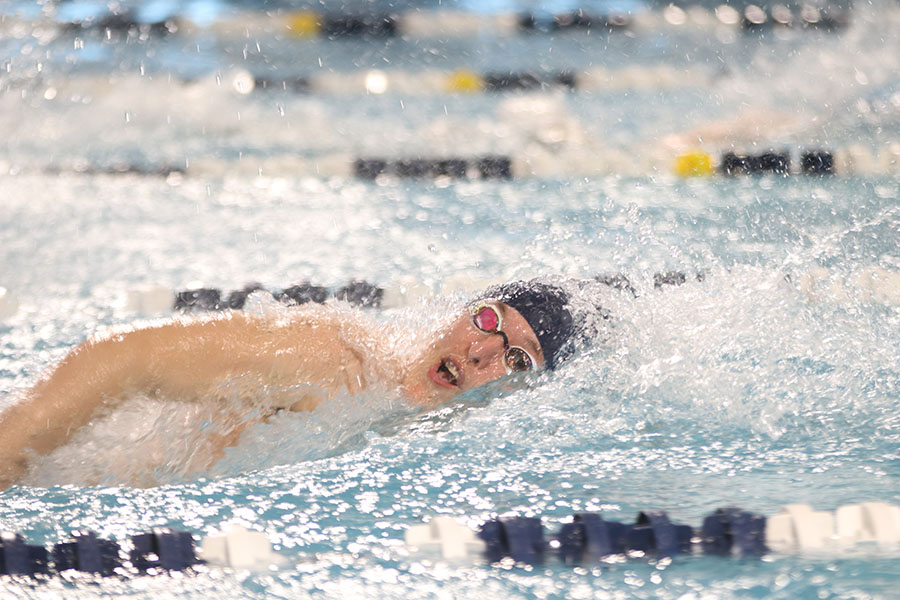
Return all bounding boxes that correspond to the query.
[467,333,507,369]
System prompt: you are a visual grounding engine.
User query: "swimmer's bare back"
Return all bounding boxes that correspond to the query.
[0,308,375,490]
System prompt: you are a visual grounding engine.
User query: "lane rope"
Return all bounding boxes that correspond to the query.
[7,144,900,182]
[29,5,858,41]
[1,502,898,578]
[3,264,900,325]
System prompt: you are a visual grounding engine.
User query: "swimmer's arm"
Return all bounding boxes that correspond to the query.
[0,313,367,488]
[0,326,157,489]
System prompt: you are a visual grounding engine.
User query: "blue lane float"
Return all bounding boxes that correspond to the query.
[316,14,398,38]
[701,508,768,557]
[556,513,632,564]
[720,151,792,176]
[352,156,513,180]
[479,517,546,565]
[0,532,50,576]
[253,76,312,93]
[801,151,835,175]
[481,511,712,565]
[276,282,330,306]
[44,163,185,178]
[129,529,200,572]
[482,71,577,92]
[629,511,694,557]
[720,150,835,177]
[173,280,384,313]
[51,532,121,575]
[0,530,202,578]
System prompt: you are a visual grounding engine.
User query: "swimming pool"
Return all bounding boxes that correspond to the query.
[1,0,899,598]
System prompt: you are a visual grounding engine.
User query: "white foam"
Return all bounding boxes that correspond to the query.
[0,287,19,320]
[20,396,238,487]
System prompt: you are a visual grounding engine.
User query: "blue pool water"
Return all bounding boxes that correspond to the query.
[1,0,899,598]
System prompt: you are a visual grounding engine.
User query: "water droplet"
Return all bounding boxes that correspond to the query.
[365,70,388,94]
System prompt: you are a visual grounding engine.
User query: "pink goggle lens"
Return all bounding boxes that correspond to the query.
[473,305,500,332]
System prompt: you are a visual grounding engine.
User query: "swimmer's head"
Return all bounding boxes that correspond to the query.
[400,279,579,406]
[473,280,575,370]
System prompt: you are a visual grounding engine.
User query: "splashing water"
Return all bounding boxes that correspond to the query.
[0,0,899,598]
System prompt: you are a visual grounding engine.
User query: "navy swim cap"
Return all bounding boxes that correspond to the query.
[477,280,575,370]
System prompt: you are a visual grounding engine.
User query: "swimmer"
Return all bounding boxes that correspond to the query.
[0,279,579,490]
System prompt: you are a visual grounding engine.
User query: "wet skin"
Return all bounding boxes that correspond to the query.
[0,309,373,489]
[400,302,545,407]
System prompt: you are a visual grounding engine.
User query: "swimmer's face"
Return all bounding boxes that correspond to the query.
[401,302,545,406]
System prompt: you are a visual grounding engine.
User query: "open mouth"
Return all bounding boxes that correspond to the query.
[430,357,462,389]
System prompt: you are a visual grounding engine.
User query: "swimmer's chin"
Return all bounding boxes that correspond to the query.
[399,377,457,410]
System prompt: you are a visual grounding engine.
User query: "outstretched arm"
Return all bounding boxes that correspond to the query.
[0,310,368,489]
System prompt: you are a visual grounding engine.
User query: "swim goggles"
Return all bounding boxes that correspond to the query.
[471,303,537,373]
